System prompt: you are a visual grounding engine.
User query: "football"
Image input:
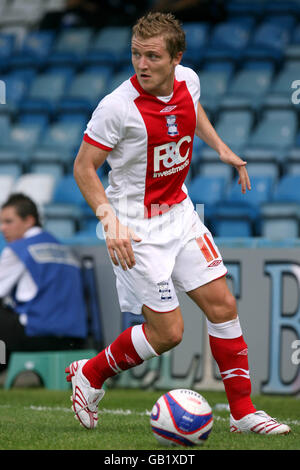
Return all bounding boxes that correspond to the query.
[150,389,213,447]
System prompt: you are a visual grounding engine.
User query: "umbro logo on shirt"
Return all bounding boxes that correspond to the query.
[160,105,177,113]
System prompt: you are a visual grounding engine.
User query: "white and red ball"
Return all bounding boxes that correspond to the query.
[150,389,213,447]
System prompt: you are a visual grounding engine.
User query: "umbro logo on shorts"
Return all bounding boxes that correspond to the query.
[208,260,222,267]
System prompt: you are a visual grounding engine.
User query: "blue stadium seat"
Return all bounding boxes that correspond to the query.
[85,26,131,66]
[0,114,11,136]
[213,217,254,237]
[285,25,300,59]
[42,200,82,221]
[43,218,77,239]
[52,174,86,206]
[0,122,44,160]
[183,22,209,65]
[188,175,227,208]
[272,175,300,203]
[106,69,133,94]
[9,30,56,68]
[1,73,28,114]
[226,1,265,17]
[79,218,99,236]
[0,33,16,67]
[246,161,280,181]
[20,72,68,114]
[284,147,300,176]
[196,159,233,185]
[58,112,88,126]
[30,148,71,174]
[57,69,111,113]
[43,175,87,233]
[192,135,204,162]
[247,110,297,155]
[260,201,300,238]
[226,175,274,207]
[265,3,300,16]
[193,143,234,183]
[243,147,280,181]
[229,15,256,29]
[242,59,275,72]
[38,120,84,156]
[4,69,37,111]
[220,68,273,110]
[202,60,235,75]
[270,61,299,94]
[47,28,94,66]
[198,70,231,112]
[18,112,49,127]
[204,21,251,61]
[292,22,300,42]
[266,13,296,29]
[243,21,291,61]
[0,162,22,178]
[29,162,65,179]
[214,110,254,151]
[263,61,300,108]
[45,65,76,85]
[209,200,258,237]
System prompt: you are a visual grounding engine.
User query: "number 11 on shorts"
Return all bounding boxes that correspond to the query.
[196,234,219,264]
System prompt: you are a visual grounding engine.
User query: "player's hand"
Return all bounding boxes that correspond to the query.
[104,215,142,271]
[219,148,251,194]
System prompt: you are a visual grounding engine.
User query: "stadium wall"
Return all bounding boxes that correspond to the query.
[73,240,300,396]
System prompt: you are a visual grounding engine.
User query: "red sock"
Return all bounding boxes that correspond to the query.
[82,325,157,389]
[208,318,256,420]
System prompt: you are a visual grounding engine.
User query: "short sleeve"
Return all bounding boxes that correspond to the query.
[84,94,126,150]
[175,65,200,105]
[186,67,201,102]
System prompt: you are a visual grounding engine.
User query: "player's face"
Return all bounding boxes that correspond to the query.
[0,206,34,242]
[131,35,182,96]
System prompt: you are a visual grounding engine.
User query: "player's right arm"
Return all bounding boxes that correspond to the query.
[73,140,141,270]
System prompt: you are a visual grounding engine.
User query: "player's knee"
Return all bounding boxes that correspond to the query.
[160,324,184,352]
[208,292,237,323]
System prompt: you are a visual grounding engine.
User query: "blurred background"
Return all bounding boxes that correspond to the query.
[0,0,300,394]
[0,0,300,243]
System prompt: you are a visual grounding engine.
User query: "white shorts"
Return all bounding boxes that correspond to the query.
[111,196,227,315]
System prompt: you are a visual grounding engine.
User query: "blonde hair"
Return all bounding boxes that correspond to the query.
[132,12,186,58]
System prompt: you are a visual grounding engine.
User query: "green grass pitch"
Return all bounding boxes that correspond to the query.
[0,387,299,451]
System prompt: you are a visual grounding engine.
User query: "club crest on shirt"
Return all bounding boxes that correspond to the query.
[165,114,179,136]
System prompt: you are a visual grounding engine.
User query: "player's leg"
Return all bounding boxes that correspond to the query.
[187,276,257,421]
[65,319,158,429]
[73,304,183,389]
[185,262,290,434]
[172,213,290,434]
[142,304,184,355]
[65,305,183,429]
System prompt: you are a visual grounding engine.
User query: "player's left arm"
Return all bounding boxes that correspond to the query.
[195,101,251,193]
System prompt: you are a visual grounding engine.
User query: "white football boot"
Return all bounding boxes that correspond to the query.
[230,410,291,435]
[65,359,105,429]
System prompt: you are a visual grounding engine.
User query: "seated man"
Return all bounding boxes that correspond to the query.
[0,193,87,370]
